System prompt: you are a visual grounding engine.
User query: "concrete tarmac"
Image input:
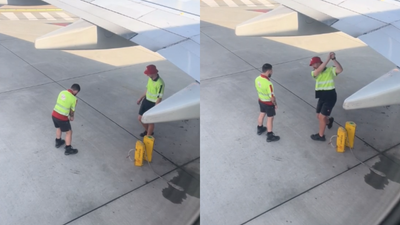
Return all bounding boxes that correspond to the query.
[0,10,199,225]
[201,3,400,225]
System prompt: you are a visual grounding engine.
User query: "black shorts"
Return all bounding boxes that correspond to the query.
[316,98,337,116]
[139,98,156,116]
[259,101,275,117]
[52,116,71,132]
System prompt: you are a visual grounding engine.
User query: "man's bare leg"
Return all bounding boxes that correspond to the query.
[64,129,78,155]
[258,113,266,126]
[65,130,72,146]
[56,128,62,139]
[138,115,149,131]
[147,124,155,137]
[267,116,274,132]
[266,116,280,142]
[55,128,65,148]
[257,113,267,135]
[318,114,327,137]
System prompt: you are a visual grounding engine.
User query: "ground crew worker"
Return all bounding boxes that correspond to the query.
[137,64,165,137]
[310,52,343,141]
[52,84,80,155]
[255,63,280,142]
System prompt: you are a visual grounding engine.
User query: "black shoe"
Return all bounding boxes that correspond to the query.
[311,133,326,141]
[55,138,65,148]
[140,131,154,137]
[267,132,280,142]
[257,126,267,135]
[327,117,334,129]
[65,146,78,155]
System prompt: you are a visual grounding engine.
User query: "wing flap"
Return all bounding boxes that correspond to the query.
[141,82,200,123]
[275,0,388,37]
[343,68,400,110]
[235,5,337,36]
[273,0,337,25]
[35,18,136,50]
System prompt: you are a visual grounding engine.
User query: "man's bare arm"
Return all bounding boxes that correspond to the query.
[137,90,147,105]
[69,110,75,121]
[332,58,343,74]
[271,96,277,106]
[156,98,162,105]
[313,54,332,77]
[140,90,146,100]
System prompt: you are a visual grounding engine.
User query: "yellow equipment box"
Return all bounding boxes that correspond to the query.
[336,127,347,153]
[134,140,145,166]
[143,135,155,162]
[345,121,356,149]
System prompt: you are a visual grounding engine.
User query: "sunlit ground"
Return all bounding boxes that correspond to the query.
[0,20,165,67]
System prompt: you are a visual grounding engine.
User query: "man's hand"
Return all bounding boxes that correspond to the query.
[275,105,278,110]
[327,53,333,61]
[70,116,74,121]
[330,52,336,59]
[137,97,143,105]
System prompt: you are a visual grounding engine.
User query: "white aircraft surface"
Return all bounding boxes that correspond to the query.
[235,0,400,110]
[0,0,45,4]
[32,0,200,123]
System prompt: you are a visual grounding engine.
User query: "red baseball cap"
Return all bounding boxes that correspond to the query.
[309,57,322,66]
[144,65,158,75]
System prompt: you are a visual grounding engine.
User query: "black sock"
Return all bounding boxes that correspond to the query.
[66,145,71,148]
[56,138,61,141]
[267,132,272,135]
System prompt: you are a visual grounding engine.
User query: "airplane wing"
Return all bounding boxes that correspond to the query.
[35,0,199,123]
[235,0,400,110]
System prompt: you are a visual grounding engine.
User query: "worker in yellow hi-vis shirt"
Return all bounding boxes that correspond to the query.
[255,63,280,142]
[52,83,80,155]
[309,52,343,141]
[137,65,165,137]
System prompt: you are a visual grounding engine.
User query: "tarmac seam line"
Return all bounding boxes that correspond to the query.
[201,68,257,81]
[0,81,55,95]
[381,142,400,166]
[200,54,313,82]
[0,66,128,96]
